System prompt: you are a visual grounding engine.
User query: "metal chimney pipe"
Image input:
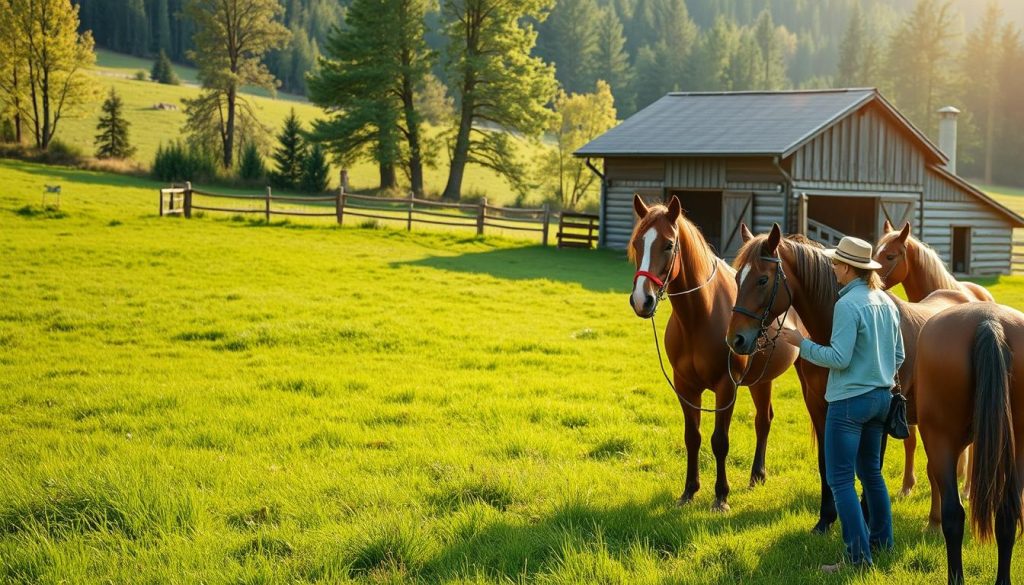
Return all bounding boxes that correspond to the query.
[937,106,960,174]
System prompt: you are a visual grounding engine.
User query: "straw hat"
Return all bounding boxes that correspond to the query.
[823,236,882,270]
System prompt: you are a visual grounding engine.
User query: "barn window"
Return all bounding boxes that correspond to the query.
[952,226,970,274]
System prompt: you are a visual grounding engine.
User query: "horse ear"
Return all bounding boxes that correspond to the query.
[898,222,911,244]
[666,195,682,223]
[766,223,782,254]
[883,219,894,232]
[633,193,649,219]
[741,222,754,243]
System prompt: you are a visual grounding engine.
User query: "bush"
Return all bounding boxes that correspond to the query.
[150,50,180,85]
[238,142,265,184]
[43,139,85,165]
[299,143,329,193]
[152,140,217,182]
[134,70,148,81]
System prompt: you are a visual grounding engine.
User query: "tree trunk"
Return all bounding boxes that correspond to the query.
[379,162,396,189]
[443,97,473,201]
[224,87,236,168]
[41,63,50,149]
[400,62,424,197]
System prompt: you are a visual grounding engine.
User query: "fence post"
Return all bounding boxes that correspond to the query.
[336,187,344,225]
[477,197,487,236]
[407,192,414,231]
[265,186,272,223]
[541,203,550,246]
[159,190,165,217]
[184,181,192,219]
[340,169,349,194]
[588,215,596,249]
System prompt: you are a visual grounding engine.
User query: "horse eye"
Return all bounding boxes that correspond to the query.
[663,243,673,252]
[886,254,896,261]
[757,276,769,286]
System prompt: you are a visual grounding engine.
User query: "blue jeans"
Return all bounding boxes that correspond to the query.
[825,387,894,565]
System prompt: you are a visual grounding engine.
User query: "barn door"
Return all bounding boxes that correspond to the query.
[721,191,754,258]
[876,197,916,241]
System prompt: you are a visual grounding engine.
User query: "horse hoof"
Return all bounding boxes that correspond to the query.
[711,500,730,513]
[811,520,832,535]
[749,470,767,487]
[899,487,913,498]
[926,520,941,533]
[677,492,696,506]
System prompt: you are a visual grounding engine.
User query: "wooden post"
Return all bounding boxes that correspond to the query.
[159,190,165,217]
[265,186,272,223]
[184,181,192,219]
[335,187,344,225]
[541,203,550,246]
[407,192,414,231]
[588,214,595,249]
[340,169,349,194]
[477,197,487,236]
[798,192,808,236]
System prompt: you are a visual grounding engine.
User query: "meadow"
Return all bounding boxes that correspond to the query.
[50,50,551,206]
[2,158,1024,584]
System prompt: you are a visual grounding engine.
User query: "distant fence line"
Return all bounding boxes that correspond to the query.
[159,182,600,248]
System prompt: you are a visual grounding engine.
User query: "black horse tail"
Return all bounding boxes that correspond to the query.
[969,318,1022,540]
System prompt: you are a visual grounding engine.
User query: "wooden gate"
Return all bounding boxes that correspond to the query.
[720,191,753,258]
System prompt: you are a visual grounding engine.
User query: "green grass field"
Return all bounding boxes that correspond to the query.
[45,50,551,206]
[3,158,1024,584]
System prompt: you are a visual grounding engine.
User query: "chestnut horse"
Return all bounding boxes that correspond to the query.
[916,302,1024,585]
[628,195,800,511]
[727,224,971,531]
[874,220,991,496]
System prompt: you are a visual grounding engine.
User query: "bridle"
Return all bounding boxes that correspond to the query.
[633,232,720,304]
[730,254,794,359]
[879,246,906,285]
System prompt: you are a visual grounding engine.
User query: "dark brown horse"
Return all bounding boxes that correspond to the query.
[916,302,1024,585]
[628,195,800,511]
[874,220,991,496]
[726,224,971,531]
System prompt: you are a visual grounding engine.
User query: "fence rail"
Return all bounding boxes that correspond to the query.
[1012,237,1024,274]
[158,183,580,246]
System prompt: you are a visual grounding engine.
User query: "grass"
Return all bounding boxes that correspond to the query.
[2,158,1024,583]
[45,49,554,207]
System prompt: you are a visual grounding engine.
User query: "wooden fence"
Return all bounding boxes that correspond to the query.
[159,182,572,246]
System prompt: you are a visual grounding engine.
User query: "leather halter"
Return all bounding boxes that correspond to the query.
[731,255,793,339]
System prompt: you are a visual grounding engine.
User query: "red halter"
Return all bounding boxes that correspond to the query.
[633,270,664,288]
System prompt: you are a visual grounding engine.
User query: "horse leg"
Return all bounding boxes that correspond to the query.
[934,448,965,585]
[958,445,971,499]
[710,379,737,512]
[798,363,835,534]
[901,425,918,497]
[994,485,1021,585]
[676,384,702,505]
[748,380,773,487]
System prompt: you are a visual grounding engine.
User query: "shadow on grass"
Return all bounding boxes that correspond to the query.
[6,160,159,190]
[394,245,631,293]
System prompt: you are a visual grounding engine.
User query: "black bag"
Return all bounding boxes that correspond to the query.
[885,382,910,440]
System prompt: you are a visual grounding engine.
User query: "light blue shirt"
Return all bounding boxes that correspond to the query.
[798,279,905,403]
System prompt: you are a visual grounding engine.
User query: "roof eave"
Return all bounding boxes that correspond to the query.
[930,164,1024,228]
[572,151,782,158]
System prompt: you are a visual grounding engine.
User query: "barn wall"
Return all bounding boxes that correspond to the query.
[603,181,664,250]
[923,170,1013,275]
[605,158,665,181]
[791,106,926,188]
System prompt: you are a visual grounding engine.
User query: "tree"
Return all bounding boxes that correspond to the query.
[270,109,307,189]
[593,5,633,115]
[441,0,558,200]
[94,87,135,159]
[960,2,1004,184]
[184,0,290,168]
[151,49,180,85]
[539,80,617,209]
[884,0,958,137]
[307,0,432,194]
[753,8,788,89]
[836,2,865,87]
[994,25,1024,186]
[691,15,738,90]
[536,0,600,95]
[0,0,96,149]
[238,141,265,183]
[299,143,329,193]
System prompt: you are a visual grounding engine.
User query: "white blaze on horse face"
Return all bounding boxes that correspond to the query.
[632,228,659,308]
[739,263,752,288]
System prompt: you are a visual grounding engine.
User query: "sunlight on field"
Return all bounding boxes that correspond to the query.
[2,159,1023,583]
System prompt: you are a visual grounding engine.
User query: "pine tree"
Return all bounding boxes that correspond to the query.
[536,0,601,94]
[270,109,307,189]
[94,87,136,159]
[836,2,864,87]
[593,5,633,114]
[299,143,329,193]
[960,2,1004,184]
[238,141,265,183]
[151,49,179,85]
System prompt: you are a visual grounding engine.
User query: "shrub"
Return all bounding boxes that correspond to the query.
[299,143,329,193]
[238,142,265,184]
[134,70,148,81]
[152,141,216,182]
[150,50,180,85]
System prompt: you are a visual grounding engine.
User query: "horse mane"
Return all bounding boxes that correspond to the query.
[733,233,839,309]
[627,203,715,279]
[878,230,961,289]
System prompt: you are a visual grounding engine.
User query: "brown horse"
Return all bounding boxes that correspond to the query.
[874,220,991,496]
[628,195,800,511]
[726,224,971,530]
[916,302,1024,585]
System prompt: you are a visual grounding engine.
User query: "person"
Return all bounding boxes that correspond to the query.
[779,235,904,572]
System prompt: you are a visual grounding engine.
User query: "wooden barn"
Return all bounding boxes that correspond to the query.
[575,88,1024,276]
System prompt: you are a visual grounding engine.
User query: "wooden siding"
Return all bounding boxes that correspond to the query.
[753,190,785,234]
[664,159,726,188]
[791,107,926,187]
[605,158,665,181]
[604,184,659,250]
[924,169,970,202]
[922,200,1012,275]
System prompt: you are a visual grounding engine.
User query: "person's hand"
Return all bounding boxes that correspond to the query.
[779,328,804,347]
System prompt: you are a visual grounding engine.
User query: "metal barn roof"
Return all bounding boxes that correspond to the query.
[574,88,943,161]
